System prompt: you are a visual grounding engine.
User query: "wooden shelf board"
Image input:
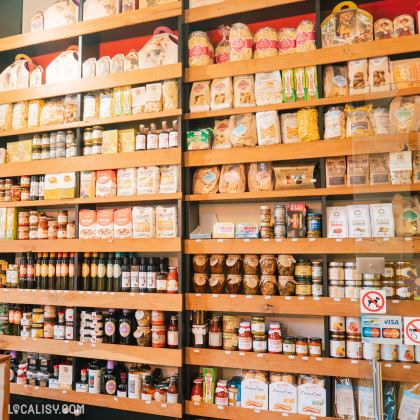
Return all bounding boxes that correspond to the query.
[185,0,305,23]
[1,336,182,367]
[0,2,182,53]
[0,289,182,311]
[0,193,183,209]
[185,238,420,255]
[11,384,182,417]
[381,362,420,382]
[0,238,182,253]
[0,148,182,177]
[0,109,182,139]
[185,35,420,82]
[0,64,182,105]
[184,134,417,167]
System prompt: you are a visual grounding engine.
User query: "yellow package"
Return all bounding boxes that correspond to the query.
[28,99,44,127]
[122,86,132,116]
[7,142,19,163]
[6,207,17,240]
[80,171,96,198]
[102,130,118,154]
[0,148,6,164]
[119,129,135,153]
[0,104,13,132]
[0,208,6,240]
[392,58,420,89]
[44,173,60,200]
[345,104,373,138]
[59,172,76,199]
[19,140,32,162]
[297,107,320,142]
[12,101,29,130]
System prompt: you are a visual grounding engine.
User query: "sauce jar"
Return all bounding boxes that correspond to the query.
[21,188,30,201]
[274,204,286,223]
[191,378,203,403]
[295,278,312,296]
[363,343,380,360]
[5,179,13,190]
[398,344,415,363]
[260,275,277,295]
[381,262,395,281]
[227,274,242,294]
[47,221,58,240]
[260,206,271,223]
[328,262,344,280]
[209,254,226,274]
[92,126,104,140]
[382,281,395,299]
[251,317,265,336]
[192,324,207,348]
[32,146,42,160]
[307,213,322,238]
[260,223,271,238]
[223,332,238,350]
[347,335,362,360]
[243,255,259,275]
[20,176,30,188]
[226,255,242,274]
[151,310,165,326]
[330,316,345,333]
[238,321,252,352]
[209,274,226,294]
[330,333,346,358]
[66,221,75,239]
[209,315,222,349]
[253,334,267,353]
[11,186,21,201]
[215,380,228,406]
[84,128,93,141]
[154,384,167,402]
[243,275,259,295]
[283,336,296,355]
[18,226,29,240]
[57,225,67,239]
[345,281,362,299]
[295,259,312,278]
[346,317,361,335]
[344,262,362,281]
[151,325,166,348]
[33,134,42,146]
[193,254,208,273]
[18,211,29,226]
[37,216,48,239]
[193,273,208,293]
[309,337,322,357]
[268,322,282,354]
[223,315,239,333]
[259,255,276,275]
[296,337,309,356]
[58,210,68,226]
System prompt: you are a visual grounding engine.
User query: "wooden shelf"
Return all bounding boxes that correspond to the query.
[0,64,182,105]
[184,134,417,167]
[0,2,182,54]
[185,238,420,255]
[185,294,418,317]
[381,362,420,382]
[0,193,182,209]
[185,0,305,23]
[0,109,182,139]
[185,35,420,82]
[11,384,182,417]
[1,336,182,367]
[185,401,337,420]
[0,148,182,177]
[0,238,182,253]
[0,289,182,311]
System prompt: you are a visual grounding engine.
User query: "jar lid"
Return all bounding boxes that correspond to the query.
[251,316,265,322]
[395,261,410,265]
[240,321,251,327]
[344,262,356,267]
[329,262,344,267]
[284,336,295,341]
[296,336,308,341]
[330,333,346,338]
[312,261,322,265]
[296,259,311,263]
[309,337,322,342]
[329,280,345,285]
[385,261,395,265]
[345,280,363,286]
[274,204,285,208]
[261,206,270,210]
[84,128,93,132]
[269,322,280,328]
[93,126,104,130]
[253,333,267,339]
[193,378,203,384]
[260,223,270,227]
[307,213,321,217]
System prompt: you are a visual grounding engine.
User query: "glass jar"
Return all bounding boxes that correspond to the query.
[283,336,296,355]
[191,378,203,403]
[31,145,41,160]
[307,213,322,238]
[238,321,252,352]
[382,281,396,299]
[260,275,276,296]
[330,333,346,358]
[312,261,322,279]
[395,262,413,300]
[226,255,242,274]
[209,274,226,294]
[381,344,398,362]
[344,262,362,281]
[398,344,415,363]
[209,316,222,349]
[260,222,271,238]
[252,334,267,353]
[193,254,208,273]
[151,325,166,348]
[268,322,282,354]
[329,280,345,298]
[20,176,30,188]
[66,143,77,158]
[215,380,228,406]
[227,274,242,294]
[251,317,265,336]
[274,222,286,238]
[243,255,259,275]
[395,280,413,300]
[92,139,102,155]
[243,275,259,295]
[278,276,296,296]
[42,134,50,146]
[66,131,75,144]
[193,273,208,293]
[223,315,239,333]
[56,131,66,144]
[260,206,271,223]
[33,134,42,146]
[295,278,312,296]
[345,281,362,299]
[295,259,312,278]
[41,145,50,160]
[296,337,309,356]
[363,343,380,360]
[83,139,93,156]
[381,262,395,281]
[57,225,67,239]
[277,255,295,276]
[309,337,322,357]
[92,126,104,140]
[259,255,276,275]
[84,128,93,141]
[328,262,344,280]
[223,332,238,350]
[154,384,167,402]
[66,221,75,239]
[330,316,345,333]
[58,210,68,226]
[347,335,362,360]
[192,324,207,348]
[312,279,323,297]
[209,255,226,274]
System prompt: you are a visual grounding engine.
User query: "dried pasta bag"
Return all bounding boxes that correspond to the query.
[256,110,281,146]
[27,99,44,128]
[296,20,316,52]
[210,78,233,111]
[368,56,390,92]
[83,92,100,120]
[29,66,43,87]
[131,86,145,114]
[229,23,252,62]
[374,18,394,40]
[323,65,349,97]
[0,104,13,132]
[389,96,420,134]
[64,94,78,123]
[99,90,113,119]
[144,83,163,113]
[393,14,415,37]
[370,153,390,186]
[137,166,160,194]
[326,156,347,188]
[255,71,282,106]
[219,164,246,193]
[348,59,368,95]
[0,54,34,91]
[212,120,232,149]
[121,86,132,116]
[278,27,296,54]
[269,373,297,413]
[190,81,211,112]
[229,113,257,147]
[110,54,124,74]
[324,106,346,140]
[248,162,275,192]
[215,25,230,64]
[392,194,420,237]
[12,102,29,130]
[254,27,278,59]
[46,46,79,85]
[392,58,420,89]
[413,151,420,184]
[371,107,390,135]
[297,374,326,416]
[192,166,220,194]
[111,87,124,117]
[274,161,317,190]
[83,0,119,21]
[162,79,178,111]
[355,379,374,420]
[83,58,96,78]
[294,68,307,101]
[390,151,412,185]
[159,165,179,194]
[124,49,139,72]
[333,377,356,420]
[96,56,111,76]
[347,154,369,187]
[40,98,65,125]
[233,75,255,108]
[188,31,214,67]
[345,104,373,138]
[281,112,298,143]
[397,382,420,420]
[44,0,78,29]
[297,108,319,142]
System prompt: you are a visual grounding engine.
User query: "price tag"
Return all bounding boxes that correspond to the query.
[64,290,68,294]
[114,397,118,402]
[87,291,92,294]
[263,238,269,242]
[35,386,39,390]
[32,338,36,342]
[313,297,320,301]
[218,406,224,410]
[225,351,231,355]
[309,238,315,242]
[195,239,201,242]
[194,349,200,353]
[316,357,322,361]
[244,239,250,242]
[57,290,62,294]
[212,294,218,298]
[264,296,271,300]
[49,290,54,293]
[130,293,134,296]
[195,293,201,297]
[383,238,389,242]
[95,291,100,295]
[404,365,411,369]
[65,340,69,344]
[392,300,399,304]
[257,354,263,358]
[288,356,295,360]
[246,295,252,299]
[22,337,27,340]
[276,238,282,242]
[78,342,84,346]
[146,401,151,404]
[239,352,245,356]
[385,364,392,368]
[336,238,342,242]
[298,297,305,300]
[79,291,83,294]
[302,357,308,360]
[285,296,292,300]
[292,238,298,242]
[218,239,223,242]
[194,402,199,406]
[351,298,357,302]
[161,404,167,408]
[282,414,288,417]
[25,289,29,292]
[111,292,115,295]
[91,344,96,347]
[230,295,236,298]
[24,385,28,388]
[351,360,359,364]
[334,298,341,302]
[405,237,412,241]
[62,390,67,394]
[140,293,145,296]
[254,409,260,413]
[102,292,107,295]
[42,290,46,293]
[356,238,362,242]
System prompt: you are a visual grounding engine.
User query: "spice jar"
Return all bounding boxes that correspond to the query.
[11,186,21,201]
[309,337,322,357]
[92,126,104,140]
[227,274,242,294]
[344,262,362,281]
[251,316,265,336]
[193,273,208,293]
[259,255,276,275]
[295,278,312,296]
[278,276,296,296]
[193,254,208,273]
[20,176,30,188]
[283,336,296,355]
[295,259,312,278]
[21,188,30,201]
[209,274,226,294]
[243,255,259,275]
[260,275,277,295]
[209,315,222,349]
[209,254,226,274]
[223,332,238,350]
[253,334,267,353]
[307,213,322,238]
[243,275,259,295]
[226,255,242,274]
[37,216,48,239]
[330,333,346,358]
[382,281,395,299]
[238,321,252,352]
[277,255,295,276]
[268,322,282,354]
[296,337,309,356]
[192,324,207,348]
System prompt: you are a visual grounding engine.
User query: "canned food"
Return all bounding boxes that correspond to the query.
[260,206,271,223]
[274,205,286,223]
[307,213,322,238]
[381,344,398,361]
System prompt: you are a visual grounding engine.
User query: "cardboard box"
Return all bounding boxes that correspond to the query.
[80,171,96,198]
[213,222,235,239]
[79,210,97,239]
[203,367,218,404]
[6,207,17,240]
[6,142,19,163]
[96,170,117,197]
[119,129,135,153]
[102,130,118,154]
[19,140,33,162]
[59,172,76,199]
[44,173,61,200]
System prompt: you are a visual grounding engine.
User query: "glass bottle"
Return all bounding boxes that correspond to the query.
[29,176,39,200]
[40,252,49,290]
[136,124,146,151]
[130,257,139,293]
[97,253,106,292]
[209,315,223,350]
[167,315,178,349]
[38,175,45,200]
[82,252,91,291]
[139,257,147,293]
[167,266,178,294]
[26,253,35,289]
[55,253,62,290]
[128,363,142,399]
[169,120,179,148]
[118,309,132,345]
[141,375,154,400]
[60,253,69,290]
[106,253,114,292]
[48,252,56,290]
[121,257,130,292]
[157,258,167,293]
[13,304,22,336]
[167,375,178,403]
[117,372,127,397]
[19,254,27,289]
[113,253,122,292]
[88,360,101,394]
[104,309,118,344]
[10,351,18,383]
[90,252,99,291]
[104,360,117,395]
[68,252,75,290]
[35,252,42,289]
[147,257,157,293]
[147,124,158,150]
[76,369,89,393]
[158,121,169,149]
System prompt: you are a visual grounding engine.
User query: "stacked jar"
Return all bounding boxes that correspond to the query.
[66,131,77,157]
[30,175,45,201]
[83,128,93,155]
[6,264,19,288]
[328,262,344,298]
[56,131,67,158]
[274,204,286,238]
[381,262,395,298]
[363,272,381,292]
[80,310,103,343]
[294,259,312,297]
[18,210,30,240]
[92,126,103,155]
[44,305,57,339]
[395,261,414,300]
[31,307,44,338]
[222,314,239,350]
[191,310,207,348]
[344,262,362,299]
[312,261,323,296]
[330,316,362,359]
[151,310,166,348]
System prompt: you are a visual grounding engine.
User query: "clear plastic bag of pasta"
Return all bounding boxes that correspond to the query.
[296,20,316,52]
[229,23,253,62]
[40,98,65,125]
[144,83,163,113]
[254,27,278,59]
[64,94,78,123]
[333,377,356,419]
[229,113,257,147]
[397,382,420,420]
[189,31,214,67]
[162,80,178,111]
[215,25,230,64]
[278,27,296,54]
[0,104,12,132]
[12,101,29,130]
[28,99,44,128]
[345,104,373,138]
[83,91,100,120]
[324,106,346,140]
[297,108,319,142]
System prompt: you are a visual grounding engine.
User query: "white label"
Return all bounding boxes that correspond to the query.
[168,331,178,347]
[398,391,420,420]
[336,384,355,416]
[128,373,141,399]
[88,370,101,394]
[358,386,374,418]
[121,272,131,288]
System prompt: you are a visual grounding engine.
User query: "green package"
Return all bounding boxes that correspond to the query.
[187,128,213,150]
[282,69,295,102]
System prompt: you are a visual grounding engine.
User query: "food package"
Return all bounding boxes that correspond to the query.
[383,381,397,420]
[324,106,346,140]
[96,170,117,197]
[0,55,34,91]
[6,142,19,163]
[12,102,29,130]
[189,31,214,67]
[413,151,420,184]
[124,49,139,72]
[397,382,420,420]
[355,379,375,420]
[393,14,415,37]
[327,206,348,238]
[371,107,390,135]
[139,27,178,69]
[241,370,269,410]
[229,113,257,147]
[323,65,349,97]
[210,77,233,110]
[248,162,275,192]
[297,375,326,416]
[347,204,371,238]
[192,166,220,194]
[274,161,317,190]
[368,57,390,92]
[99,90,113,118]
[233,75,255,107]
[31,11,44,32]
[156,206,177,237]
[389,96,420,133]
[332,378,356,420]
[27,99,44,128]
[80,171,96,198]
[269,373,297,413]
[347,154,369,187]
[122,0,137,13]
[44,173,60,200]
[159,165,179,193]
[282,69,295,102]
[119,129,135,153]
[83,92,100,120]
[189,81,211,113]
[5,208,17,240]
[219,164,246,193]
[390,151,412,185]
[229,23,253,62]
[139,0,176,7]
[305,66,318,100]
[215,25,230,64]
[345,104,373,138]
[368,153,390,186]
[393,194,420,237]
[119,86,132,116]
[83,0,119,21]
[162,79,178,111]
[321,1,373,48]
[254,27,278,59]
[79,210,97,240]
[96,209,114,240]
[281,113,298,143]
[144,83,163,113]
[348,59,368,95]
[256,111,281,145]
[187,129,212,150]
[114,208,133,239]
[44,0,79,29]
[374,18,394,40]
[117,168,137,196]
[326,156,347,188]
[46,46,79,85]
[287,203,307,238]
[96,56,111,76]
[370,203,395,238]
[255,71,282,106]
[294,68,306,101]
[278,27,296,54]
[110,54,124,74]
[212,120,232,149]
[30,66,43,87]
[392,58,420,89]
[137,166,160,194]
[131,86,146,114]
[64,94,78,123]
[18,140,32,162]
[297,108,319,142]
[296,20,316,52]
[102,129,118,154]
[83,58,96,78]
[133,207,155,238]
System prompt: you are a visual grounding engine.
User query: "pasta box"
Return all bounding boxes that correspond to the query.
[286,203,307,238]
[235,223,259,239]
[119,129,135,153]
[102,130,118,154]
[213,222,235,239]
[19,140,32,162]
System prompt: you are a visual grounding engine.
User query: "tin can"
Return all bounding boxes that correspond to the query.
[260,223,271,238]
[274,222,286,238]
[307,213,322,238]
[274,205,286,223]
[260,206,271,223]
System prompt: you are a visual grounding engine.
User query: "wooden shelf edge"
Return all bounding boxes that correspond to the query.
[11,384,182,417]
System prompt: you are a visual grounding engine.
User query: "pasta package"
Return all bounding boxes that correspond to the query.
[64,94,78,123]
[83,58,96,78]
[124,49,139,72]
[30,66,43,87]
[159,165,179,194]
[374,18,394,40]
[413,151,420,184]
[83,92,100,120]
[371,107,390,135]
[96,56,110,76]
[241,370,269,410]
[278,27,296,54]
[269,373,297,413]
[12,102,29,130]
[212,120,232,149]
[368,56,390,92]
[254,27,278,59]
[345,104,373,138]
[117,168,137,196]
[296,20,316,52]
[297,108,319,142]
[133,207,155,238]
[144,83,163,113]
[156,206,177,238]
[215,25,230,64]
[297,375,326,416]
[305,66,318,100]
[255,71,282,106]
[274,161,317,190]
[109,54,123,75]
[248,162,275,192]
[219,164,246,193]
[355,379,374,420]
[282,69,295,102]
[323,65,349,97]
[229,113,257,147]
[40,98,65,125]
[84,0,119,21]
[0,104,12,132]
[229,23,253,62]
[162,79,178,111]
[390,151,412,185]
[324,106,345,140]
[294,68,306,101]
[370,203,395,238]
[190,81,211,113]
[233,75,255,108]
[189,31,214,67]
[347,154,369,187]
[137,166,160,194]
[326,156,347,188]
[211,78,233,111]
[348,59,368,95]
[333,377,356,420]
[389,96,420,133]
[392,194,420,237]
[99,90,113,119]
[114,208,133,239]
[370,153,390,185]
[131,86,146,115]
[392,58,420,89]
[27,99,44,128]
[280,113,298,143]
[256,111,281,146]
[397,382,420,420]
[192,167,220,194]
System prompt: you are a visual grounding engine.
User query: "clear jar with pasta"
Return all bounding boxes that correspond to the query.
[297,108,319,142]
[162,80,179,111]
[254,27,278,59]
[229,23,253,62]
[189,31,214,67]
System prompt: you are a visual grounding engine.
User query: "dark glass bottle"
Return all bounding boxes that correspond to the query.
[55,253,62,290]
[13,304,22,336]
[113,253,122,292]
[91,252,99,291]
[35,252,42,289]
[98,253,107,292]
[117,372,127,397]
[19,254,27,289]
[121,257,130,292]
[40,252,49,290]
[130,257,139,293]
[139,257,147,293]
[48,252,56,290]
[26,253,35,289]
[147,257,157,293]
[88,359,101,394]
[106,253,114,292]
[82,252,91,291]
[69,252,75,290]
[157,258,168,293]
[9,351,18,382]
[38,175,45,200]
[104,309,118,344]
[61,253,69,290]
[118,309,132,345]
[104,360,117,395]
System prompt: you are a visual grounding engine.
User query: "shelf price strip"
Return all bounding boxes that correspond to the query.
[361,290,386,314]
[404,317,420,345]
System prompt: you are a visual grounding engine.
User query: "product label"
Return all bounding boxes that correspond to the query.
[157,279,167,291]
[117,390,127,397]
[128,374,141,399]
[399,391,420,420]
[130,272,139,288]
[88,370,101,394]
[168,331,178,346]
[91,264,98,278]
[48,264,55,277]
[113,265,121,278]
[253,340,267,352]
[121,272,130,288]
[141,393,152,401]
[238,336,252,351]
[82,263,89,277]
[147,273,157,289]
[107,264,113,278]
[139,273,147,288]
[357,386,374,418]
[297,383,326,416]
[105,321,115,336]
[268,339,282,353]
[105,380,117,395]
[336,384,355,416]
[167,393,178,404]
[209,332,222,348]
[98,264,106,278]
[119,322,130,337]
